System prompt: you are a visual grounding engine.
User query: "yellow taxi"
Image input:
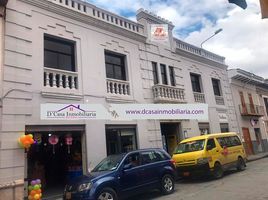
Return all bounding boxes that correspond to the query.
[172,132,247,178]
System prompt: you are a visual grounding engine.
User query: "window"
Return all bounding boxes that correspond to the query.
[199,123,210,135]
[207,139,216,149]
[44,35,75,71]
[160,64,168,85]
[154,150,169,161]
[169,66,176,86]
[220,123,229,133]
[212,78,221,96]
[229,136,242,146]
[152,62,159,84]
[106,126,137,155]
[140,151,157,164]
[217,137,229,147]
[217,136,241,148]
[124,153,140,167]
[190,73,201,93]
[174,140,205,154]
[264,97,268,116]
[105,51,126,80]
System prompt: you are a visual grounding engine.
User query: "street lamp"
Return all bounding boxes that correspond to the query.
[200,28,223,48]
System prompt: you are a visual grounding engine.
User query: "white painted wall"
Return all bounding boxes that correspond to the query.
[0,0,238,193]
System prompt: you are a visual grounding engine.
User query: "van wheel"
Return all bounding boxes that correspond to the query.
[237,157,246,171]
[97,188,118,200]
[161,174,174,195]
[213,162,223,179]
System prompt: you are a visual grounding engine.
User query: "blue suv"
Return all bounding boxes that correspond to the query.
[63,148,176,200]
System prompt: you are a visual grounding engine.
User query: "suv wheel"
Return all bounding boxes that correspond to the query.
[237,157,246,171]
[161,174,174,195]
[97,188,118,200]
[213,162,223,179]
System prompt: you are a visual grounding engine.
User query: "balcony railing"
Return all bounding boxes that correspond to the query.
[49,0,144,35]
[239,104,265,117]
[152,85,185,103]
[107,78,130,95]
[215,95,225,105]
[175,39,225,64]
[44,67,78,90]
[193,92,206,103]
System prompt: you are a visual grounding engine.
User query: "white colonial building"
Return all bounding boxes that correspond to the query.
[0,0,238,199]
[229,69,268,155]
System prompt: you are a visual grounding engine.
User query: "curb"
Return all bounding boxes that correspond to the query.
[246,154,268,162]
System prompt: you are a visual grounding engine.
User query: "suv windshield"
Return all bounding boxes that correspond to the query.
[92,154,125,172]
[174,139,205,154]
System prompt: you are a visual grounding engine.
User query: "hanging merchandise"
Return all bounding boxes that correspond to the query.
[48,134,59,154]
[65,134,73,154]
[18,134,35,150]
[34,133,42,145]
[28,179,42,200]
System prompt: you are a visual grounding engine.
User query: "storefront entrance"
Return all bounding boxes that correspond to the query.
[160,123,181,155]
[106,125,137,156]
[26,125,85,199]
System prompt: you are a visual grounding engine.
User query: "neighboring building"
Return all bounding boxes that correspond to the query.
[0,0,237,199]
[228,69,268,156]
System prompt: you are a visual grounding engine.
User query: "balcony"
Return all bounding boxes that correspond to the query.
[193,92,206,103]
[44,67,78,90]
[215,95,225,105]
[107,78,130,95]
[239,104,265,117]
[152,85,185,103]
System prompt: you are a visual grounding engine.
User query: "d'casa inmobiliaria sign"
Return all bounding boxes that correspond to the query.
[40,104,208,120]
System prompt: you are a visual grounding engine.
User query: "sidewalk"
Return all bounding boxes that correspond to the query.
[246,152,268,162]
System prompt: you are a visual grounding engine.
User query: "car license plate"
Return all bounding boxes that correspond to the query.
[183,172,190,176]
[66,192,71,200]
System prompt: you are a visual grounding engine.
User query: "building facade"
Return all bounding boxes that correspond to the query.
[228,69,268,156]
[0,0,238,199]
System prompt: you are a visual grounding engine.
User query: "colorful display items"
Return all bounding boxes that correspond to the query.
[18,134,34,150]
[28,179,42,200]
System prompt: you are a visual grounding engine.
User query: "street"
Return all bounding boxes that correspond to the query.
[129,158,268,200]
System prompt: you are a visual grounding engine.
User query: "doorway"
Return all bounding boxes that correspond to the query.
[26,129,84,199]
[254,128,263,153]
[106,125,137,155]
[242,127,254,155]
[160,123,181,155]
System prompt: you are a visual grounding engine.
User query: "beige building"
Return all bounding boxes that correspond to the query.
[0,0,238,199]
[228,69,268,155]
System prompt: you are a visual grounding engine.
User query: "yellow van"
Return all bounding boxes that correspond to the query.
[172,132,247,178]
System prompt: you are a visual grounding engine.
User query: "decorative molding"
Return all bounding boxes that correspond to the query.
[19,0,146,42]
[188,64,202,74]
[41,91,83,100]
[136,8,174,30]
[105,97,136,103]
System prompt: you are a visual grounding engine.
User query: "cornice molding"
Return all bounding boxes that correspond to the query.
[176,48,228,70]
[19,0,147,43]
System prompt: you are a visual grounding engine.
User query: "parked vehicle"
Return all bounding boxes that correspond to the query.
[63,148,176,200]
[172,132,247,179]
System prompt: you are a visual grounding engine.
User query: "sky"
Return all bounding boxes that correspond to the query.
[86,0,268,79]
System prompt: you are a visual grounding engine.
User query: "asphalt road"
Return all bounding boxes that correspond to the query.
[129,158,268,200]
